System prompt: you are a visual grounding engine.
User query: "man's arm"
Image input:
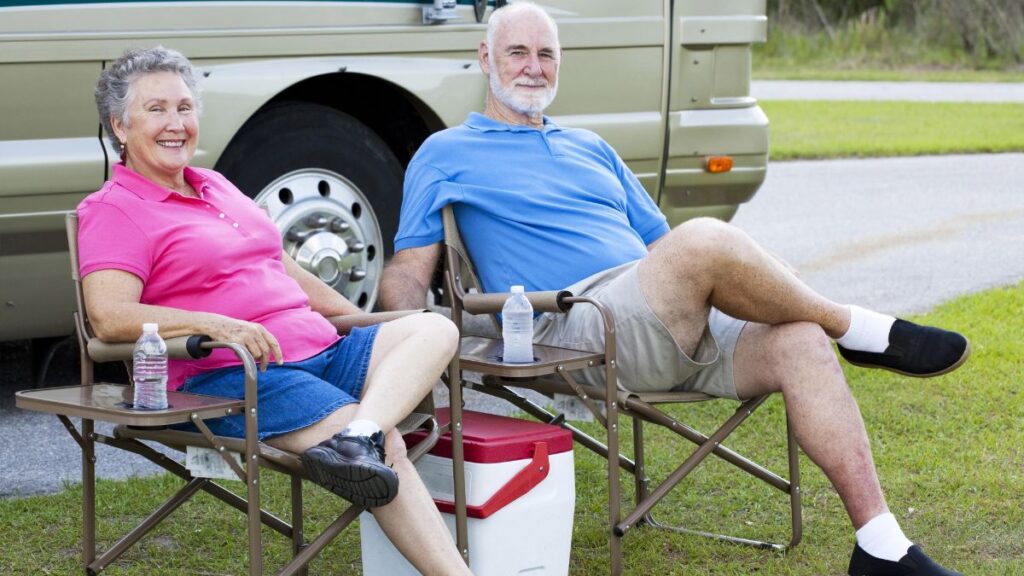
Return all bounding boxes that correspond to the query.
[380,244,442,311]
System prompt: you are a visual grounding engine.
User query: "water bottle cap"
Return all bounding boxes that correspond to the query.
[142,323,159,333]
[511,285,525,293]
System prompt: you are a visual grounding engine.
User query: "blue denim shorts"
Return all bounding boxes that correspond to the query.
[173,324,380,440]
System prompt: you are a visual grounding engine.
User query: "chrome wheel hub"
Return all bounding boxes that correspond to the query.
[254,169,381,310]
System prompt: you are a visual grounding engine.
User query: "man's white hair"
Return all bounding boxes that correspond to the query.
[485,1,560,54]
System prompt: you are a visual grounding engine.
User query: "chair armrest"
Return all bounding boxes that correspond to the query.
[462,290,574,315]
[87,335,213,363]
[326,309,429,335]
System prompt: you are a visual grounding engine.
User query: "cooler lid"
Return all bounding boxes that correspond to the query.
[408,408,573,463]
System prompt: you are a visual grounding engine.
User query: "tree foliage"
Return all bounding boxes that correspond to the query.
[768,0,1022,63]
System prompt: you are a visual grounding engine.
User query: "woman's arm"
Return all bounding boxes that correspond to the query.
[281,252,363,317]
[83,269,283,370]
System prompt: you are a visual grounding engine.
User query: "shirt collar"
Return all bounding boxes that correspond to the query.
[111,163,211,201]
[464,112,562,134]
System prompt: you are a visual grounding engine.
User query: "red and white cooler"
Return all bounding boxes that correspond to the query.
[360,408,575,575]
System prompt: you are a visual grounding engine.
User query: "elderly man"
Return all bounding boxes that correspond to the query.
[381,3,966,575]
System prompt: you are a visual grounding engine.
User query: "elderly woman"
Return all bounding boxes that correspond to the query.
[78,46,470,575]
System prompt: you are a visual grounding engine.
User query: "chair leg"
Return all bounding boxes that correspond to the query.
[632,417,648,514]
[88,478,210,574]
[99,433,296,537]
[448,358,471,565]
[82,419,96,574]
[291,475,307,576]
[606,392,622,575]
[245,408,262,576]
[786,414,803,548]
[277,505,361,576]
[632,401,800,552]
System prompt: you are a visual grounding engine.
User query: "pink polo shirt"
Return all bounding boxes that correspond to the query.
[77,164,340,389]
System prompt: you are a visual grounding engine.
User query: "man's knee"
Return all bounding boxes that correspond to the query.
[670,217,738,252]
[651,217,744,275]
[772,322,843,379]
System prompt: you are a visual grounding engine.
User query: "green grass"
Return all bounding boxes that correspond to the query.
[754,66,1024,83]
[754,21,1024,82]
[763,101,1024,160]
[2,284,1022,575]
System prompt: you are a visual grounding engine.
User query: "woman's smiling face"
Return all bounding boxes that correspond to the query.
[112,70,198,186]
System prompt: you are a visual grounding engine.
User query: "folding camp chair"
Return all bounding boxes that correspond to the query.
[440,205,803,575]
[14,213,442,576]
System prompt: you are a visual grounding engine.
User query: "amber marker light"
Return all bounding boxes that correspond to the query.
[705,156,733,173]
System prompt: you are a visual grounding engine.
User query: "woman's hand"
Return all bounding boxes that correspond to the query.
[204,317,284,372]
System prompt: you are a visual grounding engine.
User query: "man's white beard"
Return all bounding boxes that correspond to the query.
[489,71,558,116]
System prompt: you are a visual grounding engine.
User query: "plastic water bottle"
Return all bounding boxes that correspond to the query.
[132,323,168,410]
[502,285,534,363]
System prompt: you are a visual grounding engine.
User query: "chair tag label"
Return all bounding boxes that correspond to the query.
[186,446,242,480]
[553,393,596,422]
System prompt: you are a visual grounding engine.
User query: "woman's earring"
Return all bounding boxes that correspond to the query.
[118,141,126,160]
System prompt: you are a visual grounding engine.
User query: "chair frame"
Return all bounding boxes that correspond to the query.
[439,205,803,575]
[14,213,440,575]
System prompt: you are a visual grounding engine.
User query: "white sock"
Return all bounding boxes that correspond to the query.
[342,419,381,438]
[856,512,914,562]
[836,305,896,353]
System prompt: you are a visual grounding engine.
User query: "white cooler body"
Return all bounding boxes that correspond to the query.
[360,411,575,576]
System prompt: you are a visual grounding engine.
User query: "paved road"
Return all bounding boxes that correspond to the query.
[3,151,1021,498]
[732,153,1024,315]
[753,79,1024,102]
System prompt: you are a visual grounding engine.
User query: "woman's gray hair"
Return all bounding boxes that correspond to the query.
[95,46,203,153]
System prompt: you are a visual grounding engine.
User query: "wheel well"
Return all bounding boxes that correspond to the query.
[266,73,444,167]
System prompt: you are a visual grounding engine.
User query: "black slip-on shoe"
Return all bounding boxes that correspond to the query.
[848,543,962,576]
[301,430,399,508]
[838,319,970,378]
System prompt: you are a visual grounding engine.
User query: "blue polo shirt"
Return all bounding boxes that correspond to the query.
[395,113,669,294]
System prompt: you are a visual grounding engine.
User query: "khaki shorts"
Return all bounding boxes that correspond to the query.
[534,260,745,399]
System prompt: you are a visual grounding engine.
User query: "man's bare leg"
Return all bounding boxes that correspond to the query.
[732,321,961,574]
[639,217,851,355]
[732,321,886,528]
[638,217,969,379]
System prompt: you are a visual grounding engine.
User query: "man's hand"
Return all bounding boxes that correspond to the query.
[380,244,442,311]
